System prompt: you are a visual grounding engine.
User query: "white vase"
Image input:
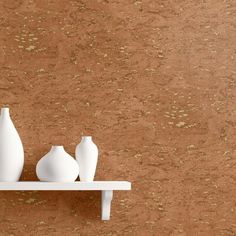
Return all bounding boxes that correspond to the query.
[75,136,98,182]
[36,145,79,182]
[0,107,24,181]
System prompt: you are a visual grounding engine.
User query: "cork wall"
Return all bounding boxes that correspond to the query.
[0,0,236,235]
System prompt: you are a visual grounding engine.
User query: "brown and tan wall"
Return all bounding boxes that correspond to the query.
[0,0,236,235]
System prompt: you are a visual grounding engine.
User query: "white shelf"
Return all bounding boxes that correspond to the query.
[0,181,131,190]
[0,181,131,220]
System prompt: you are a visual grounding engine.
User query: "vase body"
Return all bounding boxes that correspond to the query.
[75,136,98,182]
[0,108,24,181]
[36,146,79,182]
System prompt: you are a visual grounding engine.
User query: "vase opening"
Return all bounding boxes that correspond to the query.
[1,107,10,117]
[82,136,92,141]
[50,145,64,152]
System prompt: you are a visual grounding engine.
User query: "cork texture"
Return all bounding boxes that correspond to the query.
[0,0,236,235]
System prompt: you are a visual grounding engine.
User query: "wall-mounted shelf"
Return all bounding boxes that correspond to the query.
[0,181,131,220]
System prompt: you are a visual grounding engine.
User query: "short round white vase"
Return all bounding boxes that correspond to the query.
[36,146,79,182]
[75,136,98,182]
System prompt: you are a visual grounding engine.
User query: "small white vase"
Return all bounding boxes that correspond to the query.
[36,146,79,182]
[75,136,98,182]
[0,107,24,181]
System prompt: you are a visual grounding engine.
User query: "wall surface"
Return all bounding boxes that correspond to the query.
[0,0,236,235]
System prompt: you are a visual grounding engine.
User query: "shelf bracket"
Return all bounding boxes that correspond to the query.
[101,190,113,220]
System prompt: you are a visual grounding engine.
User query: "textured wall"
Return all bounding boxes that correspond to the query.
[0,0,236,235]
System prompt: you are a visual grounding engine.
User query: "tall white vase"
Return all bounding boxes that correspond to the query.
[75,136,98,182]
[0,107,24,181]
[36,145,79,182]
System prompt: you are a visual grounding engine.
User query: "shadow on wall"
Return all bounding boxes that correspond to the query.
[0,190,101,221]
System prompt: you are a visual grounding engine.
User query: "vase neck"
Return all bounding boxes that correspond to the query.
[1,107,10,118]
[81,136,92,142]
[50,145,65,153]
